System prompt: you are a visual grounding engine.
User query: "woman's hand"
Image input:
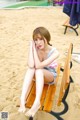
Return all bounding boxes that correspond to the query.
[32,40,41,69]
[29,40,33,48]
[32,40,38,51]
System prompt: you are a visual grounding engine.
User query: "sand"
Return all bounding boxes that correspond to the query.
[0,7,80,120]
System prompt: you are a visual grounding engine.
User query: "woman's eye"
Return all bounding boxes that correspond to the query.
[34,39,37,41]
[40,38,43,40]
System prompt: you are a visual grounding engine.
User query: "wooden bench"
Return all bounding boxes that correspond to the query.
[25,64,61,112]
[63,19,79,36]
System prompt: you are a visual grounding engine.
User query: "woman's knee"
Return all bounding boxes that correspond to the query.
[27,67,35,73]
[35,69,44,75]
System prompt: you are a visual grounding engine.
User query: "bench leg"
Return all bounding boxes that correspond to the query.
[29,116,33,120]
[73,28,79,36]
[64,26,79,36]
[64,26,67,34]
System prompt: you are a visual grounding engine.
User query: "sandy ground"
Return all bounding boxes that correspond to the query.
[0,7,80,120]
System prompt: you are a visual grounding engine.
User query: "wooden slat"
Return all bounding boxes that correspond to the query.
[43,85,56,112]
[57,43,73,106]
[25,81,49,109]
[63,19,78,29]
[63,19,70,26]
[40,84,49,110]
[63,18,72,27]
[43,64,61,112]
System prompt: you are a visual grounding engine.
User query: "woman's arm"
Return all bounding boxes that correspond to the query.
[27,41,34,68]
[33,42,59,69]
[33,42,41,68]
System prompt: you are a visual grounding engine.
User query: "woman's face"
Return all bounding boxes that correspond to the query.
[34,34,47,50]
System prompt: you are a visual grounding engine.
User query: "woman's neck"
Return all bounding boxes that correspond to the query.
[39,45,52,57]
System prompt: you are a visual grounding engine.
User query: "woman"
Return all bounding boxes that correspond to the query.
[18,27,59,117]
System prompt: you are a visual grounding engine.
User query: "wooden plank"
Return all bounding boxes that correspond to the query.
[43,85,56,112]
[43,64,61,112]
[25,81,49,110]
[63,19,70,26]
[40,84,49,110]
[57,43,73,106]
[63,19,78,29]
[25,81,36,108]
[63,19,72,27]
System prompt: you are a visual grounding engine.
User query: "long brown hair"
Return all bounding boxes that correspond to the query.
[33,27,52,46]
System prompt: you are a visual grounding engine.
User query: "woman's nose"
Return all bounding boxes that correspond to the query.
[37,39,41,44]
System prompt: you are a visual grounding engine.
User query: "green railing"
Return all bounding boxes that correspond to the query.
[5,0,52,8]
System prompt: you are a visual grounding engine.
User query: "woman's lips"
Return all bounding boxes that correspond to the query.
[38,45,42,48]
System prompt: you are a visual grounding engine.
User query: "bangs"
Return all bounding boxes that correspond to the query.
[33,33,43,41]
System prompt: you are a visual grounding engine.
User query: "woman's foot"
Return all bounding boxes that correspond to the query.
[18,97,26,113]
[25,102,40,117]
[18,105,26,113]
[18,100,26,113]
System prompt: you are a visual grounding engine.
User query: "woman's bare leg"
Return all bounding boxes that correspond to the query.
[18,68,35,112]
[25,69,44,116]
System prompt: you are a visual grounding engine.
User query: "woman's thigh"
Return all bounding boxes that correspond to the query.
[42,69,54,83]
